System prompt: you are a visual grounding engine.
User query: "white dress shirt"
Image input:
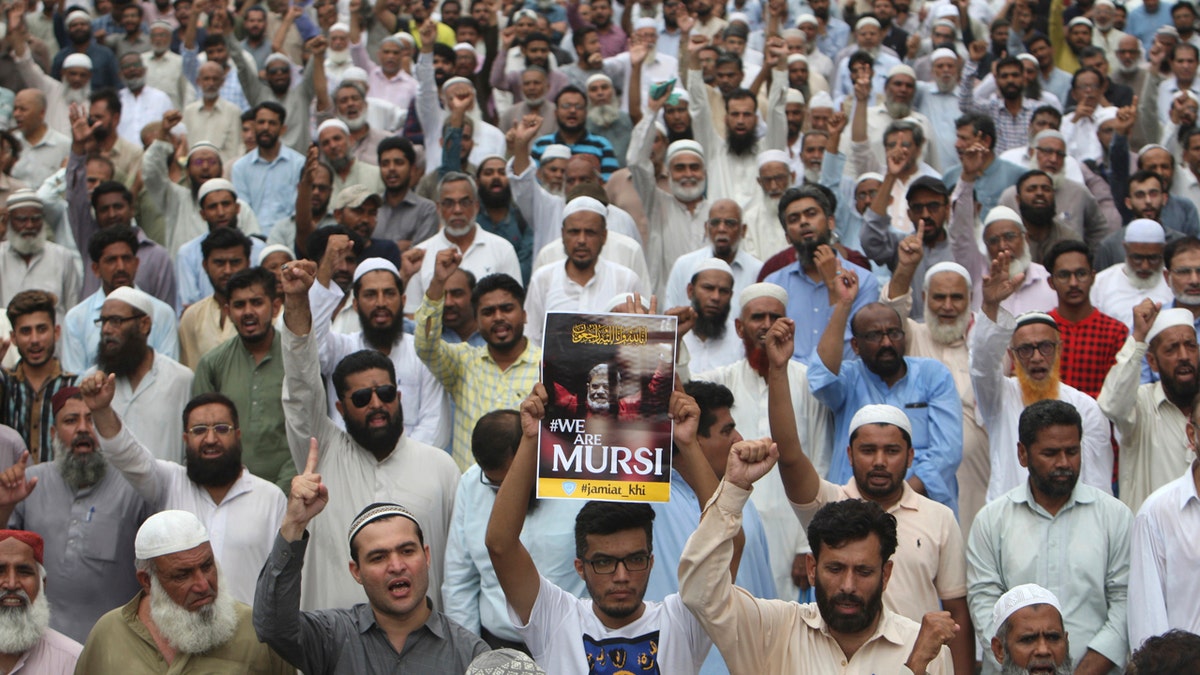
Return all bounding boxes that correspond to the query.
[84,353,194,463]
[1090,264,1174,330]
[0,241,81,325]
[117,86,174,145]
[405,226,523,315]
[664,246,764,313]
[524,259,646,346]
[682,323,743,374]
[11,127,70,188]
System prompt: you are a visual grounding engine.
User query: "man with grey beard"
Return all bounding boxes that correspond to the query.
[584,73,633,169]
[1092,218,1174,331]
[0,387,151,643]
[8,15,88,131]
[0,531,80,673]
[988,585,1075,675]
[75,510,292,672]
[0,191,80,325]
[114,53,172,146]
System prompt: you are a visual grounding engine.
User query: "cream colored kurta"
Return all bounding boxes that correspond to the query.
[178,295,237,370]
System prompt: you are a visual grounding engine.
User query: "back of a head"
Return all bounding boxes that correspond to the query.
[471,410,521,471]
[1128,630,1200,675]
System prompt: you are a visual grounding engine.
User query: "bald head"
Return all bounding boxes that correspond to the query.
[12,89,47,134]
[709,198,742,219]
[564,154,603,193]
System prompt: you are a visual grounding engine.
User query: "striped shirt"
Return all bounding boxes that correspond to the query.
[958,61,1044,155]
[531,131,618,181]
[0,361,77,462]
[414,295,542,471]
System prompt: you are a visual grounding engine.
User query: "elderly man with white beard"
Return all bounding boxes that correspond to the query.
[0,388,152,644]
[0,531,81,674]
[75,510,292,673]
[1091,219,1175,331]
[915,49,964,174]
[949,198,1058,316]
[741,149,797,260]
[0,191,80,325]
[145,21,193,110]
[9,17,88,133]
[584,73,634,168]
[329,80,390,166]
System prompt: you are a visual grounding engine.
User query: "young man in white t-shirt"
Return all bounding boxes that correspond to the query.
[486,383,716,674]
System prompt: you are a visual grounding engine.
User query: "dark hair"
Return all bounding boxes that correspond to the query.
[807,499,898,563]
[471,273,525,310]
[572,25,597,50]
[1174,42,1200,61]
[377,135,416,166]
[331,350,396,399]
[778,184,835,224]
[683,380,735,438]
[306,226,366,264]
[994,55,1024,76]
[715,53,744,72]
[240,108,256,124]
[182,391,240,429]
[348,501,425,563]
[1031,104,1062,125]
[1129,169,1166,193]
[122,2,144,17]
[6,290,57,326]
[455,16,481,33]
[244,4,267,18]
[87,225,138,263]
[0,131,20,164]
[1181,125,1200,151]
[724,87,757,110]
[1025,31,1051,51]
[253,100,287,125]
[1017,169,1053,191]
[523,31,551,47]
[432,42,457,63]
[1175,0,1198,15]
[848,50,875,70]
[1128,630,1200,674]
[555,85,587,106]
[955,112,997,150]
[352,261,403,298]
[1071,66,1103,89]
[1044,239,1093,272]
[574,502,655,558]
[90,180,134,212]
[470,410,521,470]
[89,88,121,115]
[1017,399,1083,449]
[201,227,251,261]
[883,119,924,148]
[225,266,278,301]
[202,33,227,51]
[1165,236,1200,270]
[1077,45,1105,62]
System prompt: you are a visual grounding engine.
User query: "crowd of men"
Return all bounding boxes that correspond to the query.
[2,0,1200,671]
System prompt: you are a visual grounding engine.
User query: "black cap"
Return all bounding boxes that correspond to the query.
[906,176,950,201]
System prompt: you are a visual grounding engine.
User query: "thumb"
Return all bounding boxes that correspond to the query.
[25,476,37,494]
[304,437,319,474]
[16,451,28,469]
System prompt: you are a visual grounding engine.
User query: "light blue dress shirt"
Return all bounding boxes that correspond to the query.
[764,257,880,365]
[808,355,963,514]
[1126,2,1176,48]
[942,156,1029,219]
[816,18,850,59]
[230,145,306,229]
[62,287,180,373]
[175,232,267,310]
[182,45,250,111]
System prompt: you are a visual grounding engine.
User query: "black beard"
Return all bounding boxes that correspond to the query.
[1025,78,1043,100]
[1162,368,1200,405]
[92,125,111,142]
[812,6,829,19]
[691,298,730,339]
[667,127,694,143]
[70,31,91,45]
[867,346,904,378]
[479,183,512,209]
[269,81,289,96]
[186,443,243,487]
[815,577,884,634]
[255,132,279,150]
[97,330,148,376]
[344,407,405,460]
[559,118,586,135]
[794,229,832,266]
[359,309,406,350]
[1000,83,1023,101]
[1019,202,1056,228]
[727,127,757,156]
[1030,467,1078,498]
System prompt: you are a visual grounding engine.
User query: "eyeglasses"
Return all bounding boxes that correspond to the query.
[908,201,944,214]
[1035,146,1067,158]
[1170,266,1200,278]
[9,214,43,226]
[348,384,398,408]
[856,328,905,343]
[187,423,237,437]
[1052,268,1091,281]
[984,230,1023,247]
[558,101,587,111]
[1128,252,1164,266]
[479,471,502,491]
[759,173,790,185]
[439,197,475,211]
[707,217,740,228]
[94,314,142,328]
[1012,340,1058,359]
[582,552,651,574]
[266,67,290,75]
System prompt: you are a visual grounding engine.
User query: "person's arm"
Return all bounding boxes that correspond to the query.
[79,371,167,505]
[862,182,903,268]
[0,452,38,527]
[413,248,468,390]
[1128,509,1169,651]
[765,317,822,505]
[278,259,335,471]
[763,42,789,152]
[272,5,302,56]
[909,366,964,504]
[488,27,516,93]
[1075,508,1132,675]
[947,178,986,284]
[968,253,1024,421]
[628,39,645,121]
[440,90,471,175]
[814,247,859,375]
[414,21,444,156]
[1097,325,1151,438]
[293,145,319,259]
[1109,100,1136,223]
[957,43,987,115]
[485,384,550,625]
[887,227,924,302]
[66,106,103,262]
[305,35,330,115]
[226,32,265,105]
[626,112,662,220]
[686,50,719,153]
[182,0,203,51]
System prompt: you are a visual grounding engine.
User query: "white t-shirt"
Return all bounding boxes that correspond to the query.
[511,575,711,675]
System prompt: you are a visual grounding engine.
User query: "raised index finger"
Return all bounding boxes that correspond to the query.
[304,437,319,474]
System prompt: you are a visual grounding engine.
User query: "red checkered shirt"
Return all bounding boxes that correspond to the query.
[1050,307,1130,398]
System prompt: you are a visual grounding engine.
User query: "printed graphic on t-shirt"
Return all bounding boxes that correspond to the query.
[583,630,661,674]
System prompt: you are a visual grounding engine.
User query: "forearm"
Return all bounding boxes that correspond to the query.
[816,303,851,374]
[767,363,820,504]
[283,291,313,336]
[1097,337,1145,430]
[253,533,318,669]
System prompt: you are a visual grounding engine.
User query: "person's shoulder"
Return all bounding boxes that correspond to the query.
[1137,471,1193,519]
[402,435,459,472]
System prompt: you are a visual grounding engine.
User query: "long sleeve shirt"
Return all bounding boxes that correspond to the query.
[957,60,1043,154]
[763,256,880,365]
[1128,467,1200,650]
[61,287,180,373]
[678,480,950,675]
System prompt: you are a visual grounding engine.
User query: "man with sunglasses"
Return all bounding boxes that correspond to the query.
[77,372,286,607]
[969,250,1114,503]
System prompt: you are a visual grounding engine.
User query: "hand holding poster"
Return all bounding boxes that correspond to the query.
[537,311,677,503]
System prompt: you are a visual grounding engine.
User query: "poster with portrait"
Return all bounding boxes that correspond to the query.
[537,311,678,503]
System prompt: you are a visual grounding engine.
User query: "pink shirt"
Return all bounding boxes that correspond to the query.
[10,628,82,675]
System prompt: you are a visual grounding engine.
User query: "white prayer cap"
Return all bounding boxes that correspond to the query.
[887,64,916,81]
[187,140,222,157]
[393,32,416,47]
[317,118,351,137]
[1094,106,1119,125]
[352,257,400,285]
[514,8,539,21]
[1157,25,1180,39]
[848,404,913,439]
[341,66,369,82]
[66,9,91,25]
[1125,218,1166,244]
[150,19,174,30]
[691,257,734,280]
[923,261,972,290]
[540,144,572,163]
[739,282,788,308]
[330,21,350,34]
[668,87,690,103]
[654,121,668,137]
[796,13,818,26]
[855,171,884,187]
[983,206,1025,231]
[562,196,608,221]
[442,76,475,91]
[932,3,959,19]
[135,510,209,560]
[197,178,237,205]
[727,12,750,25]
[5,189,43,212]
[257,244,295,266]
[808,91,834,110]
[347,503,422,548]
[265,52,292,67]
[634,16,658,30]
[466,648,546,675]
[931,47,958,63]
[1068,16,1094,28]
[1095,0,1115,7]
[454,42,477,53]
[1015,311,1057,331]
[666,139,705,163]
[332,184,382,211]
[63,53,93,71]
[787,53,807,66]
[932,18,958,31]
[1147,307,1197,344]
[1138,143,1170,158]
[786,88,806,105]
[1033,129,1066,145]
[1016,53,1038,67]
[855,16,880,30]
[476,154,507,169]
[757,149,791,169]
[991,584,1062,638]
[586,73,613,88]
[106,286,156,318]
[604,293,651,312]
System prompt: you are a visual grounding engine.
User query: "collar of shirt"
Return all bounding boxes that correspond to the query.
[353,598,447,640]
[475,340,540,369]
[1010,480,1096,517]
[801,604,913,648]
[250,149,293,166]
[1177,462,1200,510]
[10,358,65,385]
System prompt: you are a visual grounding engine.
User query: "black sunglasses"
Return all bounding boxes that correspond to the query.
[348,385,398,408]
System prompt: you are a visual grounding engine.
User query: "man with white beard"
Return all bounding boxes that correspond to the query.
[325,22,354,87]
[10,21,90,132]
[916,49,963,174]
[739,150,794,260]
[75,510,292,672]
[145,21,193,110]
[584,73,634,169]
[0,191,80,325]
[330,80,389,165]
[183,62,246,168]
[0,531,81,674]
[948,199,1057,316]
[1110,35,1149,113]
[337,67,406,134]
[1092,0,1130,68]
[1091,219,1175,330]
[115,52,174,146]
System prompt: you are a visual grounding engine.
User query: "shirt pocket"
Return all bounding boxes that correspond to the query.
[905,405,931,449]
[83,511,121,563]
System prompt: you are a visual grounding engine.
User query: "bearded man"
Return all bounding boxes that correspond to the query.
[75,510,292,672]
[0,388,152,643]
[997,134,1112,249]
[1091,218,1174,330]
[0,531,81,674]
[584,73,633,167]
[681,259,741,372]
[987,585,1075,675]
[916,49,964,172]
[970,252,1115,502]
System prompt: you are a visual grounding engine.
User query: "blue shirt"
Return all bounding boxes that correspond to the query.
[176,232,267,309]
[816,18,850,59]
[1127,2,1176,48]
[764,257,880,365]
[182,45,250,111]
[50,42,122,91]
[61,287,180,373]
[942,157,1028,218]
[531,131,618,181]
[808,355,963,514]
[231,146,306,228]
[648,468,776,675]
